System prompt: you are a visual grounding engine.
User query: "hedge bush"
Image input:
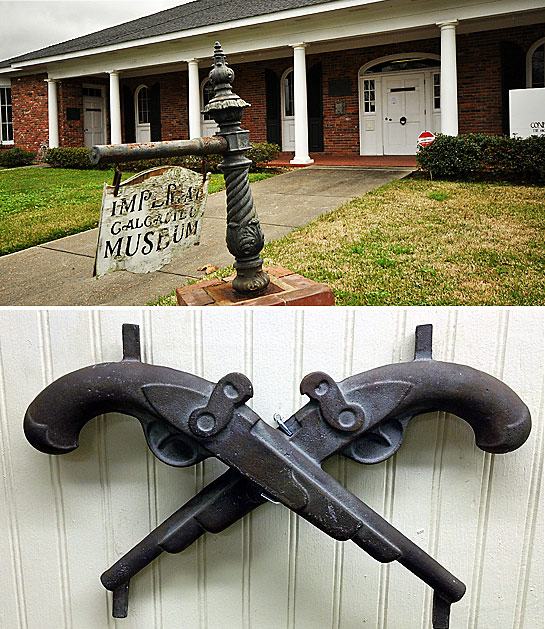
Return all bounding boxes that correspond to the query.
[44,146,107,170]
[44,142,280,173]
[417,133,545,184]
[0,147,35,168]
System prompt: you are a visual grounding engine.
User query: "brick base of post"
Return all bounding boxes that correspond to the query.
[176,266,335,306]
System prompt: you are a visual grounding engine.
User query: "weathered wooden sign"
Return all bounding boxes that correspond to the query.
[94,166,210,277]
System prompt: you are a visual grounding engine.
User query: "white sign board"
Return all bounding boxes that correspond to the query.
[509,88,545,138]
[94,166,210,277]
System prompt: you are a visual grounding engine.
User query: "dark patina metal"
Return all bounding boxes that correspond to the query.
[23,324,531,628]
[203,42,269,295]
[89,136,228,165]
[89,41,268,295]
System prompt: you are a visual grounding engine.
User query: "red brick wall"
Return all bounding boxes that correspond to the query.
[457,26,543,135]
[11,73,48,154]
[9,22,544,155]
[58,77,109,146]
[58,78,84,147]
[121,72,188,141]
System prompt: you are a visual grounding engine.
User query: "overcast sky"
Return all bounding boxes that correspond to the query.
[0,0,192,61]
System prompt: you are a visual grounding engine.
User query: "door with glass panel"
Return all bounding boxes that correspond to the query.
[281,69,295,151]
[135,85,151,143]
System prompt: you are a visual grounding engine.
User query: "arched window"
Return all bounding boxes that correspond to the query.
[202,79,215,121]
[134,85,151,142]
[363,57,440,75]
[136,85,150,124]
[528,38,545,88]
[282,69,294,117]
[279,68,295,151]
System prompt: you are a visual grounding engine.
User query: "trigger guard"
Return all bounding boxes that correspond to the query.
[145,421,208,467]
[341,418,408,465]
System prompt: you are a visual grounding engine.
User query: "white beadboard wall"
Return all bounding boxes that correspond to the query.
[0,307,542,629]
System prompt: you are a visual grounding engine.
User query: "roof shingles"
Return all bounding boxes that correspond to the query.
[1,0,335,68]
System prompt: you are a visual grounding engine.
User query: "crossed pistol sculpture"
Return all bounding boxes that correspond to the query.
[23,323,531,628]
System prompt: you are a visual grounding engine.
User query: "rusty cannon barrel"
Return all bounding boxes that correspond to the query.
[89,136,228,166]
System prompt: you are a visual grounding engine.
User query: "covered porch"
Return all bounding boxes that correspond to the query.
[268,152,418,168]
[4,1,543,160]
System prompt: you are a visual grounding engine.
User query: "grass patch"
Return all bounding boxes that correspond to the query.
[0,168,276,256]
[260,180,545,306]
[427,190,451,202]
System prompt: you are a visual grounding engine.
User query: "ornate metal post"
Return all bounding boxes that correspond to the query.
[203,42,270,295]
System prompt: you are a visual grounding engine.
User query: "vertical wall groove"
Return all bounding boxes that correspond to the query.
[143,310,162,629]
[39,310,72,629]
[513,371,544,628]
[468,310,509,629]
[242,310,253,629]
[0,324,28,629]
[287,310,304,629]
[331,309,355,629]
[378,309,406,628]
[193,309,207,629]
[88,311,116,627]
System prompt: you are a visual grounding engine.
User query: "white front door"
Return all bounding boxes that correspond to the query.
[83,97,104,147]
[382,73,425,155]
[281,70,295,151]
[136,123,151,142]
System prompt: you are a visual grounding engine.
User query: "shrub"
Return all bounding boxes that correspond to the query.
[417,133,545,184]
[247,142,280,171]
[0,147,35,168]
[43,142,281,173]
[44,147,105,170]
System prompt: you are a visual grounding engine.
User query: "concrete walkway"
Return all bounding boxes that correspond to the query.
[0,166,413,306]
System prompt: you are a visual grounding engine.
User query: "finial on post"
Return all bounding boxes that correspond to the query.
[203,41,270,296]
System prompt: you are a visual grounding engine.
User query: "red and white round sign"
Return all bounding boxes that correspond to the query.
[417,131,436,147]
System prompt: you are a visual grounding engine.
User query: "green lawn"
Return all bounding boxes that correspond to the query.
[263,179,545,305]
[153,178,545,306]
[0,168,274,256]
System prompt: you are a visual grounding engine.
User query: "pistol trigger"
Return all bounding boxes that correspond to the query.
[145,420,208,467]
[341,418,409,464]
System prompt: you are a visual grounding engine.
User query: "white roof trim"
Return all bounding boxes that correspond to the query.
[3,0,543,75]
[7,0,384,70]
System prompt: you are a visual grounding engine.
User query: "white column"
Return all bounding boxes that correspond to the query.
[45,79,59,148]
[109,71,122,144]
[187,59,201,139]
[438,20,459,136]
[291,43,313,165]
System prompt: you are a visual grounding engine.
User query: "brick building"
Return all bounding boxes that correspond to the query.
[0,0,544,162]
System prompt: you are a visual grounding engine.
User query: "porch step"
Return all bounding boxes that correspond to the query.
[269,153,418,168]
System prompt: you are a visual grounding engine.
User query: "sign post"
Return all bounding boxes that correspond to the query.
[90,41,270,296]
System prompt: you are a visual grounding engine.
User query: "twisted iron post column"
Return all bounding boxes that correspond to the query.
[203,42,270,295]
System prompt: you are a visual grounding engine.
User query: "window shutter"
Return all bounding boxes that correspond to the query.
[500,42,525,135]
[307,62,323,152]
[123,86,135,143]
[265,69,281,145]
[150,82,162,141]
